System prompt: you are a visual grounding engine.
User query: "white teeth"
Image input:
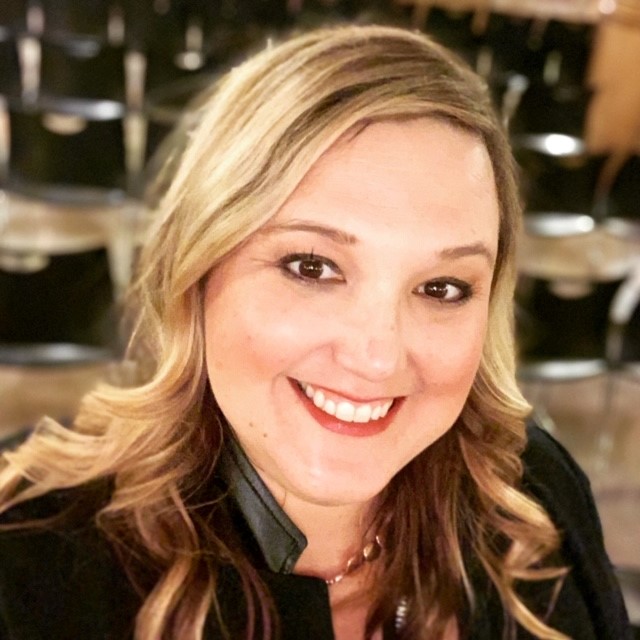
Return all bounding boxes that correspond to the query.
[313,389,325,408]
[353,404,374,422]
[335,401,355,422]
[298,382,394,424]
[324,399,336,416]
[353,405,373,423]
[380,400,393,418]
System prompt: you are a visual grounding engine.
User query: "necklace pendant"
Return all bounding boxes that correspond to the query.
[363,535,382,561]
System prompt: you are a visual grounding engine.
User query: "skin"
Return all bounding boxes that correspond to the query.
[204,118,500,636]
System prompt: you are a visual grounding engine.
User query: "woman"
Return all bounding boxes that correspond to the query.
[0,24,631,640]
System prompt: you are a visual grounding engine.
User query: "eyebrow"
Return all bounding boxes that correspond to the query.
[260,221,495,265]
[439,242,496,266]
[258,221,357,245]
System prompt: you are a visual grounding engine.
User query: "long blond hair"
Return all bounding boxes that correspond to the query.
[1,24,567,639]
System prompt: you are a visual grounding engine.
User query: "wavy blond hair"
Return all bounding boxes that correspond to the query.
[1,24,567,640]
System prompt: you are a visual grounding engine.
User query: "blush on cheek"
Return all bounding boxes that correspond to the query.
[433,341,483,377]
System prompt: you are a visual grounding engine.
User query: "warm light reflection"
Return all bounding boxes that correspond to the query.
[541,133,584,157]
[599,0,617,16]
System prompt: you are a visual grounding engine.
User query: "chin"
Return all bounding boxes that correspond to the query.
[284,460,399,509]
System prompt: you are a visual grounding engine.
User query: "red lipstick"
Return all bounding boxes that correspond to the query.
[289,379,402,438]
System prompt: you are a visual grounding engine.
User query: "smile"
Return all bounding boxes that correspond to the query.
[297,381,395,424]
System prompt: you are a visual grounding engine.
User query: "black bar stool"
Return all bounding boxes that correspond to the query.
[38,0,115,43]
[0,33,22,99]
[7,97,128,202]
[0,0,29,36]
[38,35,126,103]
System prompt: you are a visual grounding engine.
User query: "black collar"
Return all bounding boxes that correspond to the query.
[218,437,307,574]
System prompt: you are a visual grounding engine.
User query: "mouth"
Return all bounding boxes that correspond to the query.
[298,380,395,423]
[290,378,402,437]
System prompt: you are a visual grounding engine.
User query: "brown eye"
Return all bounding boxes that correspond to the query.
[299,258,325,279]
[416,279,471,303]
[424,282,450,299]
[280,253,343,282]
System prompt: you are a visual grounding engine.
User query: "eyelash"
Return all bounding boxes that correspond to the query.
[413,279,473,304]
[278,252,474,304]
[278,252,343,283]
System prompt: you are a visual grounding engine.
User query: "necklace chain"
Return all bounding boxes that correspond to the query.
[324,535,383,586]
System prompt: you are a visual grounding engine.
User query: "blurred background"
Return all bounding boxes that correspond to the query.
[0,0,639,629]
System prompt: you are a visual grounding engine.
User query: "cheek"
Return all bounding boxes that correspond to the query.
[422,313,488,392]
[203,283,324,385]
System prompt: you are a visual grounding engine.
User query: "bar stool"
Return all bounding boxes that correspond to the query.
[214,0,293,29]
[38,0,117,43]
[516,222,638,453]
[2,93,144,366]
[0,0,29,36]
[7,97,128,201]
[123,0,216,95]
[590,259,640,476]
[536,20,594,88]
[0,192,144,366]
[0,248,116,348]
[515,136,606,215]
[510,82,593,140]
[0,34,22,99]
[516,224,631,382]
[479,13,548,82]
[417,6,485,66]
[605,259,640,369]
[509,73,600,235]
[513,131,635,438]
[143,73,212,168]
[38,35,126,104]
[0,197,118,366]
[593,152,640,364]
[603,154,640,224]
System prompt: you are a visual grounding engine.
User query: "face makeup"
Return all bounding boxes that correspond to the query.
[204,118,500,508]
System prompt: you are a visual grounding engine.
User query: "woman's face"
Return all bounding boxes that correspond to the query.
[204,118,500,509]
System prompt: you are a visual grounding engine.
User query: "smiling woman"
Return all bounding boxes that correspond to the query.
[0,23,632,640]
[204,119,498,506]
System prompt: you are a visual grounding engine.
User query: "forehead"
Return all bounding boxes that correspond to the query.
[268,118,500,254]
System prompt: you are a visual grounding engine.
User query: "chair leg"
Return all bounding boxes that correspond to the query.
[591,371,616,473]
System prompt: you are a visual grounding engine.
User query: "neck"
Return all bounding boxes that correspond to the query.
[296,501,371,580]
[261,477,375,582]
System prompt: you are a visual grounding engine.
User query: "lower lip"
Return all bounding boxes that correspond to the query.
[290,379,401,438]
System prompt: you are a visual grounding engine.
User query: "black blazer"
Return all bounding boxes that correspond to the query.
[0,425,633,639]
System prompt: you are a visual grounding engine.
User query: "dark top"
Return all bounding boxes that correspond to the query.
[0,425,632,639]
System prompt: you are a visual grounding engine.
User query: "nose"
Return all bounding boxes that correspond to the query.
[332,293,408,382]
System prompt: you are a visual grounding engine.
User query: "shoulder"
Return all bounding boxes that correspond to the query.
[1,479,110,523]
[521,423,603,544]
[521,423,633,639]
[0,480,117,588]
[522,422,588,483]
[0,431,112,539]
[0,482,139,639]
[521,422,609,564]
[522,424,594,507]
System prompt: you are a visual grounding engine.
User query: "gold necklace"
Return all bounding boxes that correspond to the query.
[325,535,383,586]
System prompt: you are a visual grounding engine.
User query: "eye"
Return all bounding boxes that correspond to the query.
[415,279,471,303]
[279,253,343,283]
